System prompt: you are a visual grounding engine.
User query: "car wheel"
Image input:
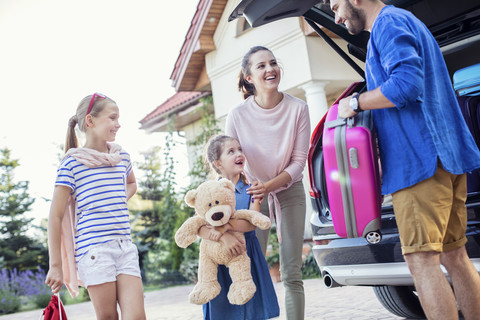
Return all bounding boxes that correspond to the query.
[373,285,426,319]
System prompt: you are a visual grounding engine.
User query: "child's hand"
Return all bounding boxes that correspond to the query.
[208,228,223,241]
[45,266,64,294]
[220,232,245,258]
[222,223,233,232]
[247,181,266,201]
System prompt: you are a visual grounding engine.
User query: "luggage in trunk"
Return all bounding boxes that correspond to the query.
[322,104,382,243]
[454,63,480,193]
[454,63,480,97]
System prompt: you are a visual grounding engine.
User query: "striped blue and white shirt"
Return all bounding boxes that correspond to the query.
[55,150,133,263]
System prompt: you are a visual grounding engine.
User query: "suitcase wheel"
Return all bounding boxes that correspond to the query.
[365,231,382,244]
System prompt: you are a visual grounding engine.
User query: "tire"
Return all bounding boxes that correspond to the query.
[373,285,426,319]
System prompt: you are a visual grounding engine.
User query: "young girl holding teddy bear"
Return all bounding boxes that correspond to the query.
[198,134,279,320]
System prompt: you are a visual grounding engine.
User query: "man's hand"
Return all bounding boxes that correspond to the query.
[338,95,357,119]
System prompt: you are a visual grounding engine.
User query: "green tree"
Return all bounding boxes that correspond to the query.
[0,148,46,270]
[135,132,181,245]
[158,128,181,241]
[134,95,220,282]
[137,146,163,202]
[175,96,220,278]
[186,96,221,188]
[134,125,185,277]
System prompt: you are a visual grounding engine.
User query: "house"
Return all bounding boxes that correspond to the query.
[139,0,363,237]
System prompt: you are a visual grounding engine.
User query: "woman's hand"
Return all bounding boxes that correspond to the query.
[45,266,64,294]
[247,181,267,201]
[220,232,245,258]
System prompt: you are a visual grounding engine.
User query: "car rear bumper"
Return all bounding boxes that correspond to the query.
[313,231,480,287]
[317,258,480,287]
[320,262,414,287]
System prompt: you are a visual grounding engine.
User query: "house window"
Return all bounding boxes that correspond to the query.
[236,17,252,36]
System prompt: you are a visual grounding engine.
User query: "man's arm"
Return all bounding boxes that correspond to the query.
[338,87,396,118]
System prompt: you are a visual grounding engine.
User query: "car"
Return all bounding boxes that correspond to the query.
[229,0,480,318]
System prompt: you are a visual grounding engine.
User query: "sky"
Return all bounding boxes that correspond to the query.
[0,0,198,227]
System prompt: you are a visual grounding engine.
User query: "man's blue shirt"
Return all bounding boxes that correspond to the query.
[366,5,480,194]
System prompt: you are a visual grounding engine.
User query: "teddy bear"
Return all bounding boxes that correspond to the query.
[174,178,271,305]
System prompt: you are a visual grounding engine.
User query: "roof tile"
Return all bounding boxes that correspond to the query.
[139,91,204,124]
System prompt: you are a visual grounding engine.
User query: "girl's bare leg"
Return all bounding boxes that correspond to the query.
[117,274,146,320]
[88,281,118,320]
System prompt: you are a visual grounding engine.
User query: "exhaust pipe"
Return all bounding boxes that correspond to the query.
[323,272,340,288]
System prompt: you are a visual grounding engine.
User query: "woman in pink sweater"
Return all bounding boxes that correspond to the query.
[225,46,310,320]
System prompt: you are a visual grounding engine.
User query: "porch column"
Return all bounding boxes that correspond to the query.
[300,80,329,132]
[299,81,329,240]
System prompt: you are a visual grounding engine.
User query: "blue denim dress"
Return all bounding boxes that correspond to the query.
[203,179,280,320]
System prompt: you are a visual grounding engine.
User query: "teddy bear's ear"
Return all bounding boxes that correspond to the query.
[218,178,235,192]
[184,189,197,208]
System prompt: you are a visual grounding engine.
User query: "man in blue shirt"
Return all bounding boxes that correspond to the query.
[329,0,480,319]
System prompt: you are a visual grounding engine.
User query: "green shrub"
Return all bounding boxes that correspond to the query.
[179,243,199,283]
[78,287,90,302]
[159,270,188,287]
[302,245,321,279]
[0,290,21,315]
[266,226,279,268]
[33,293,52,309]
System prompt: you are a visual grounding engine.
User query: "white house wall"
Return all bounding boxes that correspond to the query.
[306,36,364,89]
[207,16,312,119]
[183,119,207,174]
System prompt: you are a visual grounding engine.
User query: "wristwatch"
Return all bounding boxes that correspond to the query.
[349,93,363,113]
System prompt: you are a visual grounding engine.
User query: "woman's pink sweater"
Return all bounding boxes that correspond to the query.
[225,93,310,240]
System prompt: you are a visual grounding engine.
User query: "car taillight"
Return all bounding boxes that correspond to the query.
[314,239,332,246]
[308,113,327,199]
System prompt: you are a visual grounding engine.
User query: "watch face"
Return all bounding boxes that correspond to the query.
[350,96,358,110]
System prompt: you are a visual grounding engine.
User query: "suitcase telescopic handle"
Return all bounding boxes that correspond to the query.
[325,115,356,129]
[325,85,367,129]
[325,118,346,128]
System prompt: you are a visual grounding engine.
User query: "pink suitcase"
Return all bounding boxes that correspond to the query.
[322,103,382,244]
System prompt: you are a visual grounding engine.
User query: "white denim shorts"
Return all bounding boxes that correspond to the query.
[77,239,141,288]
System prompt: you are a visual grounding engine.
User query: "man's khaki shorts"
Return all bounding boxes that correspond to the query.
[392,163,468,255]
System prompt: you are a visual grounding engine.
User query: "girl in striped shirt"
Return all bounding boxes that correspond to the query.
[45,93,146,319]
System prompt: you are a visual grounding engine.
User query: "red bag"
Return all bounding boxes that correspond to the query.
[40,294,67,320]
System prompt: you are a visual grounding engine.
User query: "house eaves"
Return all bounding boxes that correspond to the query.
[170,0,228,92]
[139,91,211,133]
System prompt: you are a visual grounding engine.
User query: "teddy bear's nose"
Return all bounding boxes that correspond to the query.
[211,212,224,221]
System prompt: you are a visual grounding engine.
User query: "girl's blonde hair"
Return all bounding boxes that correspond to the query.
[65,94,116,152]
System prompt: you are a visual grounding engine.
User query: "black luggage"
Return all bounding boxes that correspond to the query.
[453,64,480,193]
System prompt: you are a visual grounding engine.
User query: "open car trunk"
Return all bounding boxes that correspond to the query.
[229,0,480,76]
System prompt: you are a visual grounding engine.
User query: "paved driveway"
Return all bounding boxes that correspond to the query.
[0,278,405,319]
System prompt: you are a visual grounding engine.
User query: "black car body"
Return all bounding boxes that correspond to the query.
[230,0,480,318]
